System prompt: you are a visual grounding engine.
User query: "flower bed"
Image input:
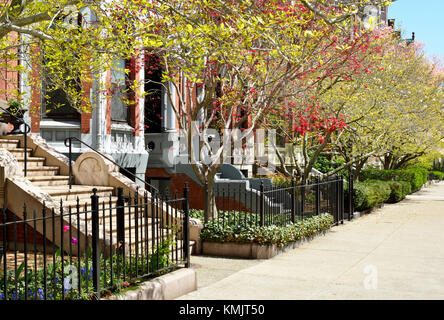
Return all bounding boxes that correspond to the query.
[200,213,333,248]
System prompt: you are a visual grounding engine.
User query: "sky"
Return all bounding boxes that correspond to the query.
[388,0,444,60]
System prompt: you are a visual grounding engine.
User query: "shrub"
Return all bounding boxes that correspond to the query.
[360,168,428,192]
[351,180,391,211]
[386,181,411,203]
[429,171,444,180]
[272,175,292,188]
[200,213,334,248]
[404,167,428,191]
[313,154,345,174]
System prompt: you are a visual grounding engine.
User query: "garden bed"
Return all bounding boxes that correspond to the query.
[198,213,334,259]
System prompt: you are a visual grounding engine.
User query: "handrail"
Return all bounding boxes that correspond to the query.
[64,137,159,193]
[0,106,30,176]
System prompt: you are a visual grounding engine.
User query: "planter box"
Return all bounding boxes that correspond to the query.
[202,230,330,259]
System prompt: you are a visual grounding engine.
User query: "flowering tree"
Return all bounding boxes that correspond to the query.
[122,0,389,217]
[322,29,444,177]
[265,24,385,182]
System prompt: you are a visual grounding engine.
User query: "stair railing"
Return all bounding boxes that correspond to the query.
[0,106,31,176]
[64,137,159,193]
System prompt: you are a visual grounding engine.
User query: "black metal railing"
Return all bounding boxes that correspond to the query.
[0,183,190,300]
[204,175,350,229]
[0,106,31,176]
[64,137,158,193]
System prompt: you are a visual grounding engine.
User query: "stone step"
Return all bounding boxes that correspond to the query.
[63,197,155,216]
[76,208,157,225]
[0,138,20,143]
[63,196,119,211]
[28,176,70,186]
[8,148,32,157]
[124,239,194,260]
[16,156,46,167]
[0,139,20,148]
[104,217,161,234]
[41,185,114,201]
[23,166,59,176]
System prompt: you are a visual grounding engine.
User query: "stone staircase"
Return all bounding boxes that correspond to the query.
[0,136,192,258]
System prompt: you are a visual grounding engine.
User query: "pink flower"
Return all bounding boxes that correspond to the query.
[71,237,78,245]
[63,225,70,232]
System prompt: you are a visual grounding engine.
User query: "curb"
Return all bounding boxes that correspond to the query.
[106,268,197,300]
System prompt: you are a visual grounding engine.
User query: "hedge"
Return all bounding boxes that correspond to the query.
[352,180,391,211]
[200,213,334,248]
[429,171,444,180]
[345,178,413,212]
[359,168,428,192]
[385,180,411,203]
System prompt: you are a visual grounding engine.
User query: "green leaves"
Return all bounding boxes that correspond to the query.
[200,212,334,248]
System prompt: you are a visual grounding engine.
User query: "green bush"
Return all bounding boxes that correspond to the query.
[351,180,391,211]
[429,171,444,180]
[386,181,411,203]
[313,154,345,174]
[360,168,428,192]
[200,213,334,248]
[405,167,428,191]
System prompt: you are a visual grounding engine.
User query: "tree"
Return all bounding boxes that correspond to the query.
[0,0,140,112]
[125,0,389,218]
[321,28,444,177]
[266,24,385,182]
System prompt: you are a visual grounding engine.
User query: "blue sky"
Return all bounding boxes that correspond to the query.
[388,0,444,59]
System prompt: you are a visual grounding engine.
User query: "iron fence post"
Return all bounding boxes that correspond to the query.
[340,175,344,224]
[2,207,7,297]
[183,182,190,268]
[204,181,208,224]
[315,177,320,216]
[68,138,72,189]
[259,181,264,226]
[291,178,296,223]
[90,188,101,298]
[348,172,353,221]
[24,129,27,177]
[335,175,340,225]
[301,178,306,219]
[116,187,125,256]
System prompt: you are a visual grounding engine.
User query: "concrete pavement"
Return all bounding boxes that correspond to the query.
[178,181,444,300]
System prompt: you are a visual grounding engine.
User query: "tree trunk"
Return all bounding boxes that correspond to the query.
[353,159,367,181]
[205,177,219,222]
[383,154,392,170]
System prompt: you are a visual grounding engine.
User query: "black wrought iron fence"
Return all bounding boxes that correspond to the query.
[0,184,190,300]
[204,175,351,229]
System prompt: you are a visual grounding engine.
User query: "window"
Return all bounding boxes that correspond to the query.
[111,59,129,122]
[42,73,81,120]
[144,54,163,133]
[41,11,82,120]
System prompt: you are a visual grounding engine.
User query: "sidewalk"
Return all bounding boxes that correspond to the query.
[178,182,444,300]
